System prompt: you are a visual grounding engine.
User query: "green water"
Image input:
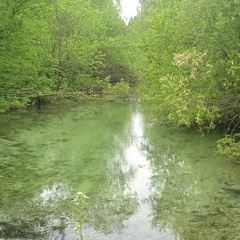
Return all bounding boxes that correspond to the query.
[0,102,239,240]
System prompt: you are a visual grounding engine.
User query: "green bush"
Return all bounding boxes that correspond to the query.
[105,81,130,99]
[217,134,240,159]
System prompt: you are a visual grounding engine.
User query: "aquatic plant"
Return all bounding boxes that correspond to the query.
[71,192,90,240]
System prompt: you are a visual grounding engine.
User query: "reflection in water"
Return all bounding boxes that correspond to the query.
[34,182,70,206]
[144,126,240,240]
[87,108,178,239]
[0,102,239,240]
[120,111,178,239]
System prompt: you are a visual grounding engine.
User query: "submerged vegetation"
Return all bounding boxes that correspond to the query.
[0,102,239,239]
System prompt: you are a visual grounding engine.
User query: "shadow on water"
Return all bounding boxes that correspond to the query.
[0,102,239,239]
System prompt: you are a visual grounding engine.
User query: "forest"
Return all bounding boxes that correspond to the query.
[1,0,240,158]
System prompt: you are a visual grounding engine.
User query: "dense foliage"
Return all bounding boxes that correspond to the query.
[0,0,134,111]
[128,0,240,158]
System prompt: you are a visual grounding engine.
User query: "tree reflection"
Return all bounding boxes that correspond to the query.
[0,102,140,239]
[0,218,68,239]
[86,110,143,234]
[2,102,239,239]
[143,126,240,240]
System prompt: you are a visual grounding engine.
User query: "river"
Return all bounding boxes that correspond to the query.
[0,102,239,239]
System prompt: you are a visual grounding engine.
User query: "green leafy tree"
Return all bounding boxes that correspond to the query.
[0,0,134,111]
[131,0,240,157]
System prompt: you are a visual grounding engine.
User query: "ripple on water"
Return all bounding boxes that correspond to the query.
[0,102,239,240]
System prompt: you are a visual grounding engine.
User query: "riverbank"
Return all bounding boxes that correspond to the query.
[0,82,139,113]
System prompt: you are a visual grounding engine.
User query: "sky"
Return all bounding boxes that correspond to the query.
[119,0,141,24]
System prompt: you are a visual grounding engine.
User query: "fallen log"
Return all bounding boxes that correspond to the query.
[0,91,85,98]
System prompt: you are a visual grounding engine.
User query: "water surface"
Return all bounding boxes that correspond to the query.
[0,102,239,239]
